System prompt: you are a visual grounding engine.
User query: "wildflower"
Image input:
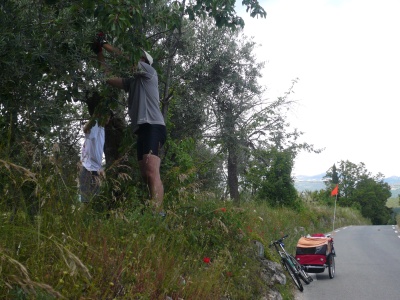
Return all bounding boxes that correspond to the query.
[220,207,227,212]
[203,257,211,264]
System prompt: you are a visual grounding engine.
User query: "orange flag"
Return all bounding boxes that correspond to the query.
[331,184,339,196]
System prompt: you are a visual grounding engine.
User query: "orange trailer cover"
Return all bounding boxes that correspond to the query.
[297,237,332,248]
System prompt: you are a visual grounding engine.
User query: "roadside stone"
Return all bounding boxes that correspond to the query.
[261,288,283,300]
[260,259,286,286]
[253,240,265,258]
[249,240,286,300]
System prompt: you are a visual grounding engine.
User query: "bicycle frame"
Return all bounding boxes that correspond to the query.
[271,235,292,263]
[270,234,313,291]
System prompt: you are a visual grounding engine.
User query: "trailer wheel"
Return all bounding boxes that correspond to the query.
[328,254,335,279]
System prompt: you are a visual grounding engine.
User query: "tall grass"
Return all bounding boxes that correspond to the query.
[0,158,370,299]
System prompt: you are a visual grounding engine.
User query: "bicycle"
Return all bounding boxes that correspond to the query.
[269,234,313,292]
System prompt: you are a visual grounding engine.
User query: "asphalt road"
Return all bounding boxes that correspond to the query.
[295,225,400,300]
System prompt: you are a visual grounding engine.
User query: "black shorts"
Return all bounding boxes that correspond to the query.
[136,123,167,160]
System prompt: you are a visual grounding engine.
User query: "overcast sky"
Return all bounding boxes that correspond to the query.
[237,0,400,178]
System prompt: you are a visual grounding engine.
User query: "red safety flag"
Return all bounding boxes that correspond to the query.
[331,184,339,196]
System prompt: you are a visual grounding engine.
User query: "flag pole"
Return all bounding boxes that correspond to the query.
[332,193,338,232]
[331,184,339,232]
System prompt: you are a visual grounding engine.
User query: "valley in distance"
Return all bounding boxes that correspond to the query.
[294,174,400,198]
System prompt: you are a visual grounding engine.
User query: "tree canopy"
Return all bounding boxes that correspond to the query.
[1,0,322,212]
[324,160,392,224]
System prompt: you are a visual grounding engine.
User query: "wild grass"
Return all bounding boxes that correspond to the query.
[0,158,370,299]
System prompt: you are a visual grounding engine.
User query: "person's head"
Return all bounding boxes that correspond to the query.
[105,110,114,125]
[93,109,113,128]
[140,49,153,65]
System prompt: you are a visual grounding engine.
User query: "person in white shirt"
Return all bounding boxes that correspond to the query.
[79,114,111,203]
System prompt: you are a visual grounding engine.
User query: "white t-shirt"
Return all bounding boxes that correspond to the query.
[81,122,105,172]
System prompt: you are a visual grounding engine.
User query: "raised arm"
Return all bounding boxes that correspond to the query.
[92,33,126,90]
[106,77,124,89]
[102,43,125,57]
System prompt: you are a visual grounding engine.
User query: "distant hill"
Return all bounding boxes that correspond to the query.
[295,173,326,182]
[383,176,400,184]
[391,188,400,198]
[294,175,400,198]
[294,173,326,192]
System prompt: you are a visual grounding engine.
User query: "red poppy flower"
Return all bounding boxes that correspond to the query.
[203,257,211,264]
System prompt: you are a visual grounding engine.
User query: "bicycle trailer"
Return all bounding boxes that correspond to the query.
[295,233,336,278]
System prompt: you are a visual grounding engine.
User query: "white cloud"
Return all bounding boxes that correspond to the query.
[238,0,400,177]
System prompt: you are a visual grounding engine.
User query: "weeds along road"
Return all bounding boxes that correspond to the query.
[295,225,400,300]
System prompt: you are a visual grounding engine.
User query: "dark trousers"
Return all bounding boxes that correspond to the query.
[79,167,100,203]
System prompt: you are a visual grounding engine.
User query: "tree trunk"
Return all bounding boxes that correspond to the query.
[104,117,124,166]
[160,0,186,120]
[227,149,240,205]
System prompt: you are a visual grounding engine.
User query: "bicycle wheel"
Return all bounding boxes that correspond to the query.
[282,257,303,292]
[328,254,335,279]
[289,256,313,284]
